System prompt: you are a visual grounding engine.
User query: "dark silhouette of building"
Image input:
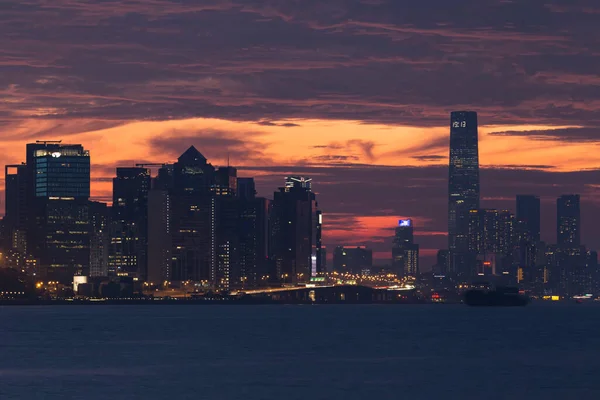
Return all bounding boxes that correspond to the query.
[516,195,541,242]
[23,141,91,283]
[168,147,216,284]
[392,219,419,278]
[213,167,240,291]
[448,111,479,279]
[89,201,109,277]
[435,249,449,276]
[109,167,150,280]
[3,164,27,253]
[237,177,256,200]
[557,195,580,249]
[147,187,171,284]
[238,179,271,288]
[315,210,323,275]
[214,166,238,197]
[468,209,514,276]
[271,176,318,284]
[333,246,373,274]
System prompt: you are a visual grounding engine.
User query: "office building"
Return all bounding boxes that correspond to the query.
[557,195,580,248]
[468,209,514,276]
[392,219,419,279]
[214,166,238,197]
[468,209,514,256]
[168,147,216,284]
[435,250,449,276]
[448,111,479,278]
[237,177,256,200]
[271,176,318,284]
[109,167,150,280]
[147,188,171,284]
[238,183,271,287]
[314,209,323,276]
[24,141,91,283]
[89,201,109,277]
[333,246,373,274]
[3,164,27,253]
[516,195,541,242]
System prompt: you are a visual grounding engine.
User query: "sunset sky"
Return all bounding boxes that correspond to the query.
[2,0,600,267]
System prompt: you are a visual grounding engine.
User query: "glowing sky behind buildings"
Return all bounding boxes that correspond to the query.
[2,0,600,266]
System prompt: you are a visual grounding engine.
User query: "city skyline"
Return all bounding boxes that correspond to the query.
[2,136,594,272]
[2,1,600,267]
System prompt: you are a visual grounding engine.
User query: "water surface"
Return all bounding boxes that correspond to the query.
[1,303,598,399]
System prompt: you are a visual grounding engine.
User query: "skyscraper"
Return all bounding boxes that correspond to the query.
[448,111,480,278]
[392,219,419,279]
[4,164,27,253]
[89,201,109,277]
[557,195,580,248]
[468,209,514,276]
[109,167,150,280]
[314,209,323,276]
[468,209,514,256]
[516,195,541,242]
[25,141,91,282]
[238,183,271,288]
[147,187,171,284]
[168,147,216,284]
[271,176,317,284]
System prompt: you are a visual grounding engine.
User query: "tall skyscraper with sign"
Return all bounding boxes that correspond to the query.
[448,111,480,279]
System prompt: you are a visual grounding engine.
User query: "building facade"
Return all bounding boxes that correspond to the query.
[448,111,480,279]
[392,219,419,279]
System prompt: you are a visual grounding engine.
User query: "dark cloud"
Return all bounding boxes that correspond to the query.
[4,0,600,266]
[312,155,360,162]
[2,0,600,127]
[256,120,300,127]
[412,154,446,162]
[489,127,600,142]
[148,129,273,165]
[485,165,556,170]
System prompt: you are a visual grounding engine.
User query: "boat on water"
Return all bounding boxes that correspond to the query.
[464,286,530,307]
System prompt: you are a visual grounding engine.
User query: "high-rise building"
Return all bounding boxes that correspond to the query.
[4,164,27,253]
[89,201,109,277]
[468,209,513,256]
[24,141,91,283]
[147,188,171,284]
[168,147,216,284]
[468,209,514,276]
[557,195,580,248]
[448,111,479,278]
[237,177,256,200]
[271,176,317,284]
[516,195,541,242]
[392,219,419,279]
[435,250,449,276]
[109,167,150,280]
[314,209,323,276]
[333,246,373,274]
[238,192,271,288]
[214,166,238,197]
